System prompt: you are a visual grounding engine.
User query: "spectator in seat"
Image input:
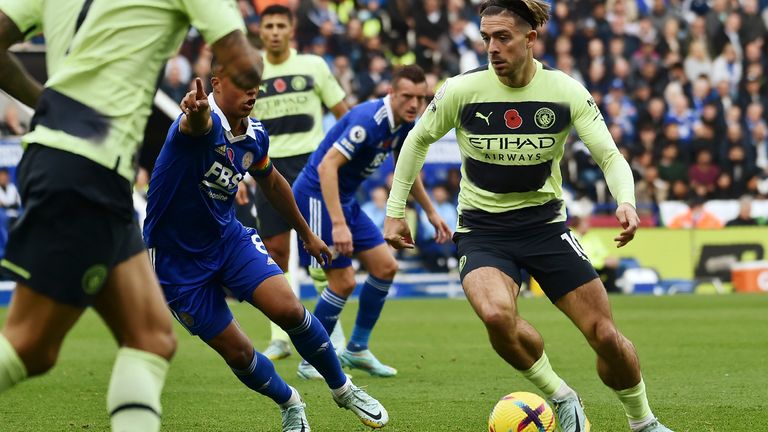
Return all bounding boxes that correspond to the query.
[635,165,669,211]
[684,40,712,82]
[726,195,762,226]
[668,196,723,228]
[360,185,388,232]
[569,216,620,293]
[689,148,720,195]
[0,105,25,136]
[160,55,191,103]
[0,168,20,226]
[417,184,458,272]
[658,143,688,183]
[414,0,448,71]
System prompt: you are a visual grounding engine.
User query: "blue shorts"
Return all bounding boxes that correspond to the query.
[151,224,283,341]
[294,189,385,269]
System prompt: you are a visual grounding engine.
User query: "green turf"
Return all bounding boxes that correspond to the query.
[1,294,767,431]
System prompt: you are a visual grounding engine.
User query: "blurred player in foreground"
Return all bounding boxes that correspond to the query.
[293,65,451,380]
[0,0,263,430]
[383,1,673,431]
[143,70,388,430]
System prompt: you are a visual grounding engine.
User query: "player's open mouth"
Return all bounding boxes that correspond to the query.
[491,60,505,68]
[244,99,255,109]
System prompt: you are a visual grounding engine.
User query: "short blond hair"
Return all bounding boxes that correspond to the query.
[479,0,551,29]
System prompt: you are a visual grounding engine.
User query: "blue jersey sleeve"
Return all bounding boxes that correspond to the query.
[169,113,223,147]
[331,114,378,160]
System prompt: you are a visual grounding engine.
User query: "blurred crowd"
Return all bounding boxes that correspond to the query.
[158,0,768,216]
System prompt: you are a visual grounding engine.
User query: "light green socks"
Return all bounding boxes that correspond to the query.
[270,272,292,343]
[0,333,27,392]
[107,347,169,432]
[309,266,329,292]
[615,378,654,430]
[520,352,572,399]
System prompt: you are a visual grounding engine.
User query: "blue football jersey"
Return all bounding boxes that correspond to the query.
[144,95,273,254]
[293,96,414,204]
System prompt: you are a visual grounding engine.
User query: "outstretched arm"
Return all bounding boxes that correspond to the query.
[252,167,332,265]
[574,92,638,247]
[384,131,437,249]
[179,78,212,136]
[385,79,457,249]
[0,11,42,108]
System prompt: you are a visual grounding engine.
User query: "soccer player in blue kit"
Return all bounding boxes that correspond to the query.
[292,65,452,379]
[143,60,388,431]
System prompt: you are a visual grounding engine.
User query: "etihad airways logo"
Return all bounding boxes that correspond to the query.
[468,136,556,150]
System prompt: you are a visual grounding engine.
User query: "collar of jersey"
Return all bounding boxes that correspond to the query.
[382,95,400,133]
[265,48,297,67]
[208,94,256,143]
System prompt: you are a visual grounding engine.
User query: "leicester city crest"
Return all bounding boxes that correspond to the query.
[534,107,555,129]
[241,151,254,170]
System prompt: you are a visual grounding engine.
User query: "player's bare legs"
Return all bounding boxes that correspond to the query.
[205,315,310,431]
[251,274,389,428]
[253,274,349,385]
[1,284,84,378]
[92,251,176,432]
[251,274,307,329]
[462,266,589,432]
[555,278,641,390]
[93,252,176,359]
[357,244,398,287]
[556,279,669,431]
[462,267,543,368]
[263,231,291,271]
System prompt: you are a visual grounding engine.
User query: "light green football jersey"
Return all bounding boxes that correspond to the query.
[252,49,345,158]
[0,0,245,181]
[387,60,635,233]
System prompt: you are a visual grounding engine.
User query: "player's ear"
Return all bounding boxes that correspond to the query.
[526,29,537,48]
[210,76,221,94]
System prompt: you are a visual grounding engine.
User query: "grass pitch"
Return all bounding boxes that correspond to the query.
[1,294,766,431]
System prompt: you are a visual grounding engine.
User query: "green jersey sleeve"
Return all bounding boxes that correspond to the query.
[416,80,458,140]
[0,0,43,39]
[180,0,245,45]
[314,56,345,109]
[571,84,636,207]
[386,79,458,218]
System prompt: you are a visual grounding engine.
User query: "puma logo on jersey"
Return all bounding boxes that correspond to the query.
[475,111,492,126]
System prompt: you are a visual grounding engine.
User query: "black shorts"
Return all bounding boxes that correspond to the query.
[454,222,599,303]
[254,152,310,238]
[1,144,145,307]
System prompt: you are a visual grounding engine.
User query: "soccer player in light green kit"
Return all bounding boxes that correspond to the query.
[383,1,674,432]
[252,5,350,361]
[0,1,263,430]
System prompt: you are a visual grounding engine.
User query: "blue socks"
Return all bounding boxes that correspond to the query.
[314,288,347,341]
[231,349,292,404]
[348,276,392,352]
[287,307,347,389]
